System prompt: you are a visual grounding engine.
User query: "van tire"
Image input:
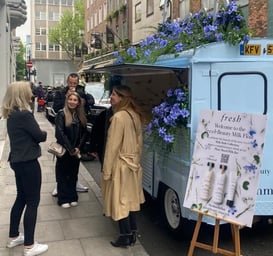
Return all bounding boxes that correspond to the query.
[161,186,183,232]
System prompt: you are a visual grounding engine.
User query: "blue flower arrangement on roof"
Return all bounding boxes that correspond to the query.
[146,87,190,152]
[114,0,251,64]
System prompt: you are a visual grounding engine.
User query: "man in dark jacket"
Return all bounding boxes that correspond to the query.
[52,73,95,195]
[53,73,94,113]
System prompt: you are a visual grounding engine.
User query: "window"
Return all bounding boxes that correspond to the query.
[109,0,113,12]
[35,0,46,4]
[49,44,60,51]
[201,0,214,11]
[35,28,47,35]
[179,0,190,20]
[94,11,97,27]
[49,12,60,21]
[147,0,153,16]
[41,44,47,51]
[103,2,107,20]
[99,6,102,24]
[135,2,141,22]
[35,42,40,51]
[61,0,73,5]
[122,20,128,39]
[35,12,47,20]
[90,15,93,29]
[40,12,46,20]
[49,44,54,51]
[115,0,119,10]
[35,42,47,51]
[237,0,249,6]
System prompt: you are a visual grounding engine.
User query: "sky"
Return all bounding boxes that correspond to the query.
[16,0,30,43]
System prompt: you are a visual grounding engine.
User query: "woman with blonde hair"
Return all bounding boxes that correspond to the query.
[2,81,48,256]
[102,85,145,248]
[54,92,87,208]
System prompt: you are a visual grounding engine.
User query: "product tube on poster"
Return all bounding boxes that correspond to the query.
[212,165,227,205]
[200,162,215,201]
[226,170,238,207]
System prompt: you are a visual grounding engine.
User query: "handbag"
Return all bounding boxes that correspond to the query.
[47,142,66,157]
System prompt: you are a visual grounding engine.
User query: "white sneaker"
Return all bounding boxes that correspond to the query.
[76,182,88,192]
[6,233,24,248]
[70,201,78,207]
[51,187,58,197]
[24,242,48,256]
[61,203,71,208]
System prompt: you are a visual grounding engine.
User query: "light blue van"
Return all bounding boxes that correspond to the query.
[93,38,273,232]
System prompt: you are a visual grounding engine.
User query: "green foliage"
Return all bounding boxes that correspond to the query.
[119,4,126,13]
[16,41,26,80]
[48,0,84,62]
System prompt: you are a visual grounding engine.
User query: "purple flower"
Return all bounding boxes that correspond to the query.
[216,33,223,41]
[148,87,189,149]
[144,49,152,57]
[251,139,258,148]
[228,206,237,215]
[243,164,257,174]
[174,42,183,52]
[249,129,256,137]
[127,47,137,58]
[163,134,174,143]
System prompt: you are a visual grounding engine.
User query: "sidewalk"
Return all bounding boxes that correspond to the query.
[0,111,149,256]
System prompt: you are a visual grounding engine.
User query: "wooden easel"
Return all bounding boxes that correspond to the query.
[187,213,242,256]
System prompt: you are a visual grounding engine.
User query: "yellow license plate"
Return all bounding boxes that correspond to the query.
[267,44,273,55]
[243,44,261,55]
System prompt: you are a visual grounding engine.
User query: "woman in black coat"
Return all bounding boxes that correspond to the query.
[54,92,87,208]
[2,81,48,256]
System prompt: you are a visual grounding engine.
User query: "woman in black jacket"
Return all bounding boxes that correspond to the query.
[2,81,48,256]
[55,92,87,208]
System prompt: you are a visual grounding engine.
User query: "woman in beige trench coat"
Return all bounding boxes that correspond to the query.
[102,85,145,248]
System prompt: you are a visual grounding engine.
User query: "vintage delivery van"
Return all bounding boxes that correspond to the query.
[91,38,273,232]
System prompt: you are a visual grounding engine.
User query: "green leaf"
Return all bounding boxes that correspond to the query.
[243,181,250,190]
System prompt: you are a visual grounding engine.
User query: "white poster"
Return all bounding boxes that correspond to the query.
[183,110,267,227]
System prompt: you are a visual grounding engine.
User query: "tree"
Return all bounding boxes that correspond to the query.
[16,41,26,81]
[48,0,84,64]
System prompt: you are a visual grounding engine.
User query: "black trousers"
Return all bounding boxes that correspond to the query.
[9,159,41,246]
[55,153,80,205]
[118,211,137,235]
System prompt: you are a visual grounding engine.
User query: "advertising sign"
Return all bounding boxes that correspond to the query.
[183,110,267,227]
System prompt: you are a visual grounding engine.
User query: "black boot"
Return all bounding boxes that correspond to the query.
[110,235,130,248]
[130,231,137,246]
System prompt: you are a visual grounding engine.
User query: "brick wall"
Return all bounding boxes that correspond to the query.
[248,0,268,36]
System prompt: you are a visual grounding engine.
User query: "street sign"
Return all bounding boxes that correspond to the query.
[26,61,33,68]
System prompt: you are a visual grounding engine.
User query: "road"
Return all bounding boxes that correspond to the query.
[82,159,273,256]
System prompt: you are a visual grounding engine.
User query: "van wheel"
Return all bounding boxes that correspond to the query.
[163,187,182,231]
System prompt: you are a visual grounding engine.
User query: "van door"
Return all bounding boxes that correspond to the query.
[210,62,273,216]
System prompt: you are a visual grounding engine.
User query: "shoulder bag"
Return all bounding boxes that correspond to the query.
[47,142,66,157]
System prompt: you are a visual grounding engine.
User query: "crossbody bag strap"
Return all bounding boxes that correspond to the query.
[125,110,137,134]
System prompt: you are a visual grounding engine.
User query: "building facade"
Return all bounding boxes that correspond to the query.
[0,0,27,139]
[0,0,27,104]
[85,0,273,62]
[30,0,77,87]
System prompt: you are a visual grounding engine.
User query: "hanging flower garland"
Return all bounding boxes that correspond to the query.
[146,87,190,152]
[114,0,251,64]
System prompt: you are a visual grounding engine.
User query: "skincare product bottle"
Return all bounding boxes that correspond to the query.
[200,162,215,201]
[226,171,238,207]
[212,165,227,204]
